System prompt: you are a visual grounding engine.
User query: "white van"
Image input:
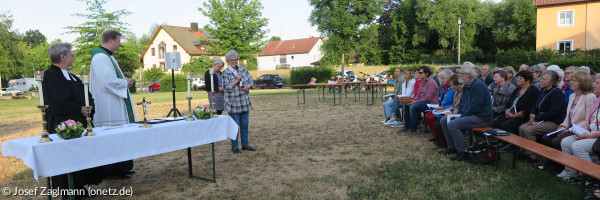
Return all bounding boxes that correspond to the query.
[8,78,37,92]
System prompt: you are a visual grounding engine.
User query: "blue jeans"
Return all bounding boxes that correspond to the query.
[382,99,401,119]
[408,103,428,131]
[229,112,249,148]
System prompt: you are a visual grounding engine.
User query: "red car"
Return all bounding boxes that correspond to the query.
[148,81,160,92]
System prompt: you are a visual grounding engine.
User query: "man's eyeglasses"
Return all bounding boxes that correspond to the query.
[418,71,424,74]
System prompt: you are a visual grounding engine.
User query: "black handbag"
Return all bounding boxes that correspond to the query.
[593,139,600,155]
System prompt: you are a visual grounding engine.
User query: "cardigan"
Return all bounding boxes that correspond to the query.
[560,92,597,131]
[530,86,565,125]
[505,85,539,117]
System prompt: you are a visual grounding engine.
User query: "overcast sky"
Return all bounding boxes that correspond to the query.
[2,0,321,43]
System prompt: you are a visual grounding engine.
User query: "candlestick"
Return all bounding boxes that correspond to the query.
[37,105,52,143]
[83,75,89,106]
[186,96,194,121]
[84,106,95,136]
[35,71,44,106]
[186,73,191,97]
[209,69,215,92]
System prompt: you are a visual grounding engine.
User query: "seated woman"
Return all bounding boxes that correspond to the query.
[399,70,422,128]
[382,67,405,124]
[405,66,440,133]
[425,69,454,141]
[491,70,516,120]
[42,43,104,195]
[384,69,415,127]
[557,72,600,181]
[519,70,566,142]
[562,66,580,104]
[492,70,539,135]
[433,74,461,149]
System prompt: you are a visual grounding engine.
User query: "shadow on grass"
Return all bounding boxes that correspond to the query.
[348,156,579,200]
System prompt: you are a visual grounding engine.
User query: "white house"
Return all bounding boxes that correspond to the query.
[140,23,220,73]
[257,37,323,70]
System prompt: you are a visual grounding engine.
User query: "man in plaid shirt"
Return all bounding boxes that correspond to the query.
[222,50,255,153]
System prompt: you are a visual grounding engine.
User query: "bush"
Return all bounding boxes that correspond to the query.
[289,67,335,88]
[143,67,166,82]
[159,74,188,92]
[496,48,599,72]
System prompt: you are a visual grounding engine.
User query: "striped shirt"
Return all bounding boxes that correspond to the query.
[222,65,254,113]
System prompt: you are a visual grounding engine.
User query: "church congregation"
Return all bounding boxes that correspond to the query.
[380,61,600,192]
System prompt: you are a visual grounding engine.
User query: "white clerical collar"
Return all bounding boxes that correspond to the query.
[61,69,75,81]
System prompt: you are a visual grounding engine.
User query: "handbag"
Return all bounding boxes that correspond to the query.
[593,139,600,155]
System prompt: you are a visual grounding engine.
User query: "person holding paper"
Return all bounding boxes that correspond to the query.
[425,70,455,142]
[381,67,405,125]
[541,71,596,153]
[222,50,255,153]
[42,43,104,196]
[519,70,565,143]
[204,58,225,115]
[434,74,462,149]
[558,73,600,181]
[386,69,416,127]
[439,62,492,161]
[404,66,439,133]
[491,70,539,135]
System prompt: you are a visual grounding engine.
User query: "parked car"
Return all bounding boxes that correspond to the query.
[1,88,24,96]
[148,80,160,92]
[369,70,390,82]
[192,77,205,90]
[255,74,283,89]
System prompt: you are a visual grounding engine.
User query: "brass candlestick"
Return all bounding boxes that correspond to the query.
[83,106,95,136]
[211,92,217,118]
[37,105,52,143]
[186,96,194,121]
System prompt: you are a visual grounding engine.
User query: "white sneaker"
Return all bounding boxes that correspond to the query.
[557,170,572,178]
[391,122,404,128]
[381,119,387,124]
[384,118,397,125]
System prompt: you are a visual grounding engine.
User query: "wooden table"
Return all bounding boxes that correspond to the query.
[360,82,392,105]
[292,83,343,106]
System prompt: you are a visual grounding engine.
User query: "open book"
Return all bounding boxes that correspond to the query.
[546,128,566,136]
[432,110,451,115]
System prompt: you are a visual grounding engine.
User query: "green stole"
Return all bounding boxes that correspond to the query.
[91,48,136,123]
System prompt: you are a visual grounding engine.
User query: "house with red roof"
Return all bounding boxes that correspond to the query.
[140,23,221,73]
[257,37,324,70]
[534,0,600,51]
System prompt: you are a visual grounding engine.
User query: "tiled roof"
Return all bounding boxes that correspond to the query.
[533,0,591,6]
[260,37,320,56]
[141,24,214,58]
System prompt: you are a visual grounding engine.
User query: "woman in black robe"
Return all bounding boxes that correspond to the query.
[42,43,104,194]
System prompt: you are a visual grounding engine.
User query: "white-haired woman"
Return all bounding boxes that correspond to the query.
[205,59,225,114]
[222,50,256,153]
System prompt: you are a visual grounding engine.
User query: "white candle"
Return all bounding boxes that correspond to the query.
[83,75,89,106]
[35,71,44,105]
[186,73,191,97]
[210,69,215,92]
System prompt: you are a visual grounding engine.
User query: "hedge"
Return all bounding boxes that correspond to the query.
[159,74,188,92]
[289,67,335,88]
[496,48,599,72]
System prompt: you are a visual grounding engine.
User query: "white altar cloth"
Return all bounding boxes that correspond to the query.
[2,115,239,181]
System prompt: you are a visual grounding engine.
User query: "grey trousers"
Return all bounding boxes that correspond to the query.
[440,115,490,152]
[561,135,596,176]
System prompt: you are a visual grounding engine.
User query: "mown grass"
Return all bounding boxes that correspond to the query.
[0,88,584,199]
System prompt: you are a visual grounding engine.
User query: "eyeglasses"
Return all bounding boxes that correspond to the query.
[229,59,239,62]
[418,71,424,74]
[565,72,573,75]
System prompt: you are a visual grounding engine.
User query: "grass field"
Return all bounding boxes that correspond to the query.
[0,88,582,199]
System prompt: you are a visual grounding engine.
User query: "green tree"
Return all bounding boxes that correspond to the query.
[138,23,163,47]
[142,66,166,82]
[0,12,26,81]
[309,0,386,66]
[492,0,536,50]
[22,29,47,48]
[64,0,137,76]
[268,36,281,42]
[23,42,51,74]
[182,56,212,75]
[199,0,268,70]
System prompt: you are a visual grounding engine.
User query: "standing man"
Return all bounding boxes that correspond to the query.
[89,29,136,179]
[222,50,256,153]
[481,65,493,86]
[440,62,493,161]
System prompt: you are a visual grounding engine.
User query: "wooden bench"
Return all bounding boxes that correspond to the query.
[469,127,600,197]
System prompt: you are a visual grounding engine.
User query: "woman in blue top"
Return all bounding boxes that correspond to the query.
[425,69,455,142]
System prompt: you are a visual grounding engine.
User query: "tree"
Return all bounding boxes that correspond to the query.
[64,0,137,76]
[309,0,386,66]
[0,12,26,81]
[182,55,212,75]
[142,66,166,82]
[138,23,163,47]
[492,0,536,50]
[268,36,281,42]
[199,0,268,70]
[23,29,47,48]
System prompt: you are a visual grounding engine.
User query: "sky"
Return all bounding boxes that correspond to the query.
[1,0,321,43]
